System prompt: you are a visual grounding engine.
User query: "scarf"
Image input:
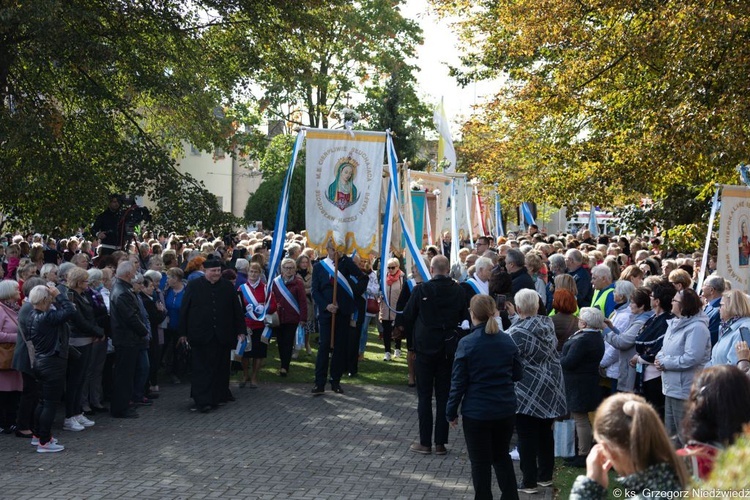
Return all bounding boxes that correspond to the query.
[297,268,309,278]
[386,269,403,286]
[1,299,20,313]
[719,316,740,340]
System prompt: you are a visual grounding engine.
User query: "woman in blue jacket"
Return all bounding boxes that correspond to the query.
[447,294,524,500]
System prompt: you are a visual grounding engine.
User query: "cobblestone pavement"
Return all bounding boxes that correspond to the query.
[2,382,556,499]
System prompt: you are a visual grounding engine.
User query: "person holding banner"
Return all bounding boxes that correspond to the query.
[238,262,277,388]
[311,241,366,396]
[178,258,245,413]
[271,258,307,378]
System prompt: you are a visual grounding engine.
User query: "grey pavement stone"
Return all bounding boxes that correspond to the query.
[1,382,555,499]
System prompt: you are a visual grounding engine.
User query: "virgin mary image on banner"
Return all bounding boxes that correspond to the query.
[327,160,359,211]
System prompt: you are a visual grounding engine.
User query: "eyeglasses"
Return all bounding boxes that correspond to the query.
[388,266,397,270]
[281,266,295,270]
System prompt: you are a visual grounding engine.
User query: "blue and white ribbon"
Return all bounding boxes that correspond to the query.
[319,259,354,299]
[495,189,505,237]
[379,133,431,313]
[273,276,300,315]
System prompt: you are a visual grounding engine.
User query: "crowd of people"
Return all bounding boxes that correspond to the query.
[1,217,750,499]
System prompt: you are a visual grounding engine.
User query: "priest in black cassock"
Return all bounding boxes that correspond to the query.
[178,257,245,413]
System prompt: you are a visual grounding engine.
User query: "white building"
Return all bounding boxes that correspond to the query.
[175,141,264,219]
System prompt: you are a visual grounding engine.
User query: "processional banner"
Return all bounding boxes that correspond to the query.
[717,185,750,293]
[305,129,385,255]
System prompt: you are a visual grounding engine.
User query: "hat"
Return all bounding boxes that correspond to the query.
[203,256,222,269]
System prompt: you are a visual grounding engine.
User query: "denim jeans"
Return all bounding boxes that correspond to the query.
[132,348,150,401]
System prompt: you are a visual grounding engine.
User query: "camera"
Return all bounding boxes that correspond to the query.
[262,240,272,250]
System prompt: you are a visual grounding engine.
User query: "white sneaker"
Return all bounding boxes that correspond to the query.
[291,350,299,360]
[75,414,95,427]
[31,436,58,446]
[384,352,392,361]
[394,349,402,358]
[510,447,520,461]
[37,441,65,453]
[63,417,85,432]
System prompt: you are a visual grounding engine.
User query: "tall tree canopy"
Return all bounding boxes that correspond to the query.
[430,0,750,217]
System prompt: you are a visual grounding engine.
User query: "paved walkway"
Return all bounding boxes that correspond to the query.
[2,382,556,499]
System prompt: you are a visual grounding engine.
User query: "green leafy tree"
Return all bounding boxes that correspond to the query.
[0,0,304,233]
[245,135,306,231]
[244,0,422,129]
[357,63,432,167]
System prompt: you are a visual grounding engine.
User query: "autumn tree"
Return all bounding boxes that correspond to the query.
[430,0,750,224]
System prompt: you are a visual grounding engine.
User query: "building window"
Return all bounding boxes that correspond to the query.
[213,147,225,159]
[190,144,201,156]
[216,196,223,210]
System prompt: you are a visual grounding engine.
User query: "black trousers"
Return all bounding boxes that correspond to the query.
[641,376,665,421]
[111,345,139,416]
[515,413,555,488]
[347,315,364,376]
[314,313,349,388]
[463,415,519,500]
[65,343,92,418]
[16,372,38,432]
[33,356,66,445]
[276,323,296,371]
[415,351,452,447]
[191,341,224,407]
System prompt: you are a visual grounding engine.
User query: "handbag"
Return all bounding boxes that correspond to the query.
[0,342,14,370]
[264,312,280,328]
[366,298,379,315]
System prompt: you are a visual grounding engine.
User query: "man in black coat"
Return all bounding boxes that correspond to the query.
[178,258,245,413]
[311,240,366,395]
[110,261,150,419]
[505,248,536,300]
[403,255,468,455]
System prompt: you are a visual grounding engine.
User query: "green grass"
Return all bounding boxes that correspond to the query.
[233,325,411,387]
[553,458,619,499]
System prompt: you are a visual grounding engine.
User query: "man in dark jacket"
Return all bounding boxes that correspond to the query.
[91,194,123,255]
[505,248,535,299]
[311,240,367,395]
[403,255,468,455]
[565,249,593,307]
[110,261,150,418]
[179,258,245,413]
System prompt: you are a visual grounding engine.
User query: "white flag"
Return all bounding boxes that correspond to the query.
[433,98,457,173]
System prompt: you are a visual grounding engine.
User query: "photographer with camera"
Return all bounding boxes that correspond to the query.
[91,194,151,256]
[91,195,123,256]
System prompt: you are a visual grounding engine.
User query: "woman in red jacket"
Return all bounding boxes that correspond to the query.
[238,262,276,388]
[271,258,308,377]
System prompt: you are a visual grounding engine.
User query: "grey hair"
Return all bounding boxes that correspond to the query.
[614,280,636,301]
[29,285,51,306]
[39,263,58,280]
[514,289,540,316]
[579,307,605,330]
[548,254,566,274]
[592,264,613,281]
[505,248,525,268]
[519,244,533,254]
[58,262,76,281]
[235,258,250,272]
[144,270,163,283]
[704,275,725,293]
[474,256,493,274]
[0,279,19,301]
[87,268,103,285]
[565,249,583,264]
[132,272,144,284]
[280,257,296,270]
[116,260,135,278]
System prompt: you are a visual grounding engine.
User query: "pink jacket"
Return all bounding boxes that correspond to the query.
[0,302,23,392]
